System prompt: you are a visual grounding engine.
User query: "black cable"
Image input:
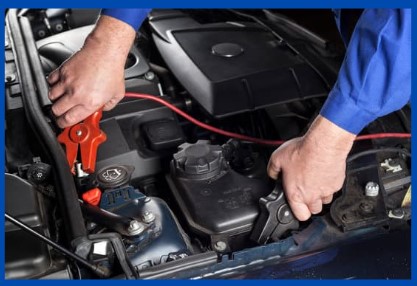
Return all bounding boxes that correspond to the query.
[228,9,333,90]
[347,147,411,163]
[5,213,110,278]
[7,10,87,240]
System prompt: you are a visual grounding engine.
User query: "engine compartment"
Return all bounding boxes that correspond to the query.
[4,9,411,279]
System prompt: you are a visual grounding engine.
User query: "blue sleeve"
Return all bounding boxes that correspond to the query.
[101,9,152,31]
[320,9,411,134]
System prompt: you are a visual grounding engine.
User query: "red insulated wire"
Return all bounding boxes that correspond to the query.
[124,93,411,146]
[356,133,411,141]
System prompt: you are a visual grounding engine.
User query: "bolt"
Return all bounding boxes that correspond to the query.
[38,30,46,38]
[365,181,379,197]
[144,197,151,203]
[127,220,145,236]
[389,208,405,219]
[86,222,97,231]
[277,204,293,224]
[142,211,155,223]
[144,71,155,81]
[392,208,404,216]
[214,241,227,252]
[360,202,373,213]
[76,130,83,136]
[55,23,63,32]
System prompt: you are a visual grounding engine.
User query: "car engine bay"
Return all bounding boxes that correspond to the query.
[4,9,411,279]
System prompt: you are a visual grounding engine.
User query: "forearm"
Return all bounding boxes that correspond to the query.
[84,15,136,65]
[303,115,356,160]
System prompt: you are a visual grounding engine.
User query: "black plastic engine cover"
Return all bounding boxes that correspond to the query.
[150,10,331,117]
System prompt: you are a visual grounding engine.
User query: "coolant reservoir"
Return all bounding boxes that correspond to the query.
[167,140,270,252]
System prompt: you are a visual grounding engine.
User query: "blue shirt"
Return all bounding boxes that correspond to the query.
[101,9,151,31]
[102,9,411,135]
[321,9,411,134]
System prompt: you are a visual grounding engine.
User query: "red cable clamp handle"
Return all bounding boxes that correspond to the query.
[57,109,107,174]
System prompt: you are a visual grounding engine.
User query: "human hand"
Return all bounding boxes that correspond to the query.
[47,16,136,128]
[267,115,356,221]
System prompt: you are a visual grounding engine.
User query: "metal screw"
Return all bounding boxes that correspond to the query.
[76,130,83,136]
[142,211,155,223]
[86,222,97,231]
[55,23,63,32]
[144,197,151,203]
[144,71,155,81]
[127,220,145,236]
[388,208,405,219]
[5,74,16,83]
[365,181,379,197]
[214,241,227,252]
[38,30,46,38]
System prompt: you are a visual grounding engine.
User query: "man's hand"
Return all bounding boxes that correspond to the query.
[47,15,136,128]
[267,115,356,221]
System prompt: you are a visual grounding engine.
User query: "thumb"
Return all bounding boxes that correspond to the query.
[267,149,282,180]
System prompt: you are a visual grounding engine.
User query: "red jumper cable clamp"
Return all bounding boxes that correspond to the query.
[57,109,107,175]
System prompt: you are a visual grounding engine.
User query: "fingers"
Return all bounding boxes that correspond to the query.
[56,105,93,128]
[287,199,311,221]
[322,194,333,205]
[49,80,67,101]
[51,93,74,117]
[103,95,124,111]
[308,200,323,215]
[287,196,324,221]
[47,69,60,85]
[267,152,282,180]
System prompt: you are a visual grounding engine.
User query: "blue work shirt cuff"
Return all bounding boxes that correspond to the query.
[320,87,377,135]
[101,9,152,31]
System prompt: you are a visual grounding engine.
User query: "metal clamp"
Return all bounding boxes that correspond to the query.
[57,109,106,174]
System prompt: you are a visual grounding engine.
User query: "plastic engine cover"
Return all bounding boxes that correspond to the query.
[150,10,331,117]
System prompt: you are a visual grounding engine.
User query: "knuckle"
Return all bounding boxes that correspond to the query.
[115,94,124,102]
[288,190,303,204]
[51,104,61,116]
[64,112,77,125]
[335,180,344,190]
[59,65,69,76]
[84,96,100,110]
[268,160,280,173]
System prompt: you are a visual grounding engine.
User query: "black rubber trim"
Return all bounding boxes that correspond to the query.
[7,9,87,241]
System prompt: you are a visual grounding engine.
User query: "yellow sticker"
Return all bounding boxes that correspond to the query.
[401,185,411,208]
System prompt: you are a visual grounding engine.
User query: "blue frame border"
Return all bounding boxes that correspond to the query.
[0,0,414,285]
